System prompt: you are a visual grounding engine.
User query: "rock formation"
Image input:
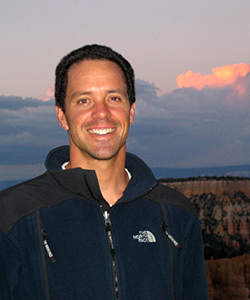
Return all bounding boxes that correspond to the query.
[162,178,250,299]
[206,254,250,299]
[163,179,250,258]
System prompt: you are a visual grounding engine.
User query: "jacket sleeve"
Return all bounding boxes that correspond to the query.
[0,230,21,299]
[182,216,209,300]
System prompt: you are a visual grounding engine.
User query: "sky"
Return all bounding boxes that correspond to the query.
[1,0,250,182]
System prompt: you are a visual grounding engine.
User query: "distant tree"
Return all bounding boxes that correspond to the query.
[204,245,216,260]
[215,248,227,259]
[230,245,246,258]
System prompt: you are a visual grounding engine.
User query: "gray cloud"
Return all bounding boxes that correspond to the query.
[0,95,52,110]
[0,96,68,168]
[1,77,250,181]
[128,77,250,168]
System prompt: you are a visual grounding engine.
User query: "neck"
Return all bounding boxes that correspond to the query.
[66,148,129,205]
[96,162,130,205]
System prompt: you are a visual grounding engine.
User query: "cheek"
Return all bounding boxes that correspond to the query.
[116,107,131,122]
[69,110,88,128]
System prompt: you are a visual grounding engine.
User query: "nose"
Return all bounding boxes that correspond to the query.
[91,101,111,120]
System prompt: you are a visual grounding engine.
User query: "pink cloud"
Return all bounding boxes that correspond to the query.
[40,85,55,102]
[176,63,250,91]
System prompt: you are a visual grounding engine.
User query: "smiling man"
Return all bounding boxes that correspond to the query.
[55,59,135,205]
[0,45,209,299]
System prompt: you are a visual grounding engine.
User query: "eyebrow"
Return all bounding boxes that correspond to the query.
[107,89,127,96]
[69,91,91,101]
[69,89,127,101]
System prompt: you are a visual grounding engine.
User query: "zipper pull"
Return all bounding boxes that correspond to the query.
[103,211,115,251]
[104,211,115,250]
[42,229,56,263]
[161,224,182,250]
[104,211,111,228]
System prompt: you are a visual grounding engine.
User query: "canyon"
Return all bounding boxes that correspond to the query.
[162,178,250,299]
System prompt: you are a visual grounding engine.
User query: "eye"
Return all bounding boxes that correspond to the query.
[109,96,121,102]
[78,98,89,104]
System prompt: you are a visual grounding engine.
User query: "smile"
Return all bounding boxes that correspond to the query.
[88,128,116,135]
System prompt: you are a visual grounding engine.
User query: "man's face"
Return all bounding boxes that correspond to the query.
[56,59,135,163]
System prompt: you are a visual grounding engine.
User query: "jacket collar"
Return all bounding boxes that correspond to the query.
[45,146,157,203]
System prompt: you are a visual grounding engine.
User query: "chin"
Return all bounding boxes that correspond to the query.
[88,148,123,161]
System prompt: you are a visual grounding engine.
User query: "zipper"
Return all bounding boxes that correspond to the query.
[97,185,158,300]
[103,210,119,300]
[35,210,51,300]
[42,229,56,263]
[83,172,157,300]
[161,223,182,250]
[84,169,120,300]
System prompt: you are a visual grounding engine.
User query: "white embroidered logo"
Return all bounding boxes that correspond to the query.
[133,231,156,243]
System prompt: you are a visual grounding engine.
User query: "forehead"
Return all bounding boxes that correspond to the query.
[67,59,126,85]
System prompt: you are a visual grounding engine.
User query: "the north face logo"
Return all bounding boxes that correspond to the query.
[133,231,156,243]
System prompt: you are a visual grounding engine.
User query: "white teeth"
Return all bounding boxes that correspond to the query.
[88,128,115,135]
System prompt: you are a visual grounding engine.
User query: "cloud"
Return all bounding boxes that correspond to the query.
[1,68,250,182]
[0,95,68,168]
[0,164,45,181]
[128,70,250,168]
[0,95,53,110]
[39,85,55,102]
[176,63,250,95]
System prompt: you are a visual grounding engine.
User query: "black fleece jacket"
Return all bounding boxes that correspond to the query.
[0,146,209,300]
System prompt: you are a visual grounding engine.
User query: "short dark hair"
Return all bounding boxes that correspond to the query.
[55,44,135,111]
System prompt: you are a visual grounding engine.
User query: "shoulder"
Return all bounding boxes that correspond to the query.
[0,171,69,234]
[146,183,196,216]
[0,171,55,202]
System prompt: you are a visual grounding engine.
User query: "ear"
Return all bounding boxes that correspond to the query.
[55,105,69,130]
[129,102,136,125]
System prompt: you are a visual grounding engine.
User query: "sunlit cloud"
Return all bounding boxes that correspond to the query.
[40,85,55,102]
[176,63,250,93]
[1,74,250,183]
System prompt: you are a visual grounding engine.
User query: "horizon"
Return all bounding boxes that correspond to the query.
[1,1,250,182]
[1,163,250,192]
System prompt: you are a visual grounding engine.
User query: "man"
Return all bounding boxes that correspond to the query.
[0,44,209,299]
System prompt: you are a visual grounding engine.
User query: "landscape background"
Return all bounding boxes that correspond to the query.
[2,164,250,191]
[1,1,250,184]
[1,2,250,299]
[163,177,250,299]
